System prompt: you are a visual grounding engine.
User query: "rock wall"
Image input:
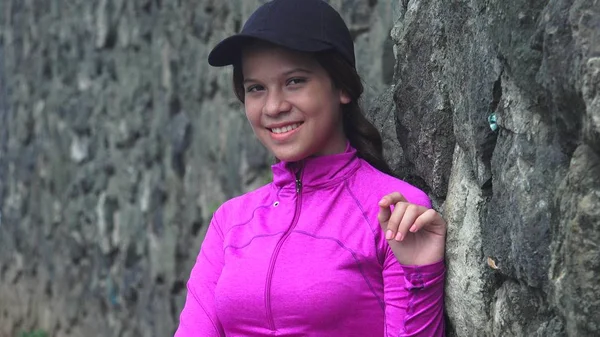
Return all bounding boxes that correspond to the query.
[382,0,599,336]
[0,1,395,336]
[0,0,598,337]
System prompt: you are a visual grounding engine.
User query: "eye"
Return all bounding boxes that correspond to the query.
[287,78,306,86]
[246,84,264,93]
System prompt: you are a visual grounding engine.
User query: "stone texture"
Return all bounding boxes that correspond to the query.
[0,1,393,336]
[387,0,599,336]
[551,144,600,336]
[1,0,599,336]
[365,87,429,192]
[443,144,493,336]
[390,0,456,199]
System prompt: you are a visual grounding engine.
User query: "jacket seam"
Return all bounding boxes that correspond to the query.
[225,204,272,234]
[222,187,287,251]
[343,180,378,237]
[212,214,225,241]
[222,187,284,237]
[223,231,287,252]
[187,283,223,336]
[293,230,385,311]
[344,180,385,266]
[400,268,425,336]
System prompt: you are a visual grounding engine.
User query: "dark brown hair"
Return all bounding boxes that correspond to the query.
[232,50,391,175]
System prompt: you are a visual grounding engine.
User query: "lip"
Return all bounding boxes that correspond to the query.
[267,122,303,142]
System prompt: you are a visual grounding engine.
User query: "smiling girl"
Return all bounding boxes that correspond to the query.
[175,1,447,336]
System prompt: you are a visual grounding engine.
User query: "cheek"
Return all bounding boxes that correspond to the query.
[313,87,343,117]
[244,102,262,126]
[316,93,343,123]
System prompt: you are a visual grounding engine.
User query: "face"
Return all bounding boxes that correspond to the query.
[241,45,351,162]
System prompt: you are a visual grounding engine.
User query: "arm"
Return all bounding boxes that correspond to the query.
[174,216,225,337]
[383,251,445,337]
[377,191,446,336]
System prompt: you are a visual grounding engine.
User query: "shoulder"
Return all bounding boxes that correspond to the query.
[349,159,431,208]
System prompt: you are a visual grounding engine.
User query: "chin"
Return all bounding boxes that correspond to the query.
[271,147,311,163]
[273,153,307,162]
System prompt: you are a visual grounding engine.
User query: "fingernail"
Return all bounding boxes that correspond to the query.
[409,225,416,232]
[395,232,403,241]
[385,230,393,240]
[379,199,386,205]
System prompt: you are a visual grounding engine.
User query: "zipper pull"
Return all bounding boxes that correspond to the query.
[295,165,303,194]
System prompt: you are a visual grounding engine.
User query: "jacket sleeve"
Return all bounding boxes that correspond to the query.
[382,250,446,337]
[174,215,225,337]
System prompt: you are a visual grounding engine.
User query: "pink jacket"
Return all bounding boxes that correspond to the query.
[175,144,445,336]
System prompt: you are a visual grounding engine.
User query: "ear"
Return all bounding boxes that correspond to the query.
[339,89,351,104]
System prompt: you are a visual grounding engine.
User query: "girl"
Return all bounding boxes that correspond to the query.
[176,0,446,336]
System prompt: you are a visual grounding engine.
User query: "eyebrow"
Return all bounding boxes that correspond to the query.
[243,68,313,85]
[283,68,313,76]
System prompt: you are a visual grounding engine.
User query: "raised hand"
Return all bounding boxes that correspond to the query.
[378,192,447,266]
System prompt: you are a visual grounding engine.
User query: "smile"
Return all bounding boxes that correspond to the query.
[270,123,302,134]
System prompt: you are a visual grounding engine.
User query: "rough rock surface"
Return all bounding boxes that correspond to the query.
[0,0,598,336]
[0,1,394,336]
[385,0,599,336]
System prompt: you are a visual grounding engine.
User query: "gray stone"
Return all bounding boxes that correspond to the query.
[365,87,426,189]
[390,0,455,199]
[388,0,599,336]
[0,1,393,336]
[551,144,600,336]
[444,144,493,337]
[491,280,563,337]
[1,0,599,336]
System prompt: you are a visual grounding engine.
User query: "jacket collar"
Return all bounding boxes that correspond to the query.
[271,142,361,192]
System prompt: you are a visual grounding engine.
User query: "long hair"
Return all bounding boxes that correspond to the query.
[232,50,392,175]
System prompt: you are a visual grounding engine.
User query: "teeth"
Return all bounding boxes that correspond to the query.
[271,123,300,134]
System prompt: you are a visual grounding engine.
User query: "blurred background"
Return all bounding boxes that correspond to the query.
[0,0,598,336]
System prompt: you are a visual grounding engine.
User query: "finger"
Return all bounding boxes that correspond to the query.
[395,203,422,241]
[387,201,408,231]
[385,202,409,240]
[377,202,392,226]
[378,192,408,208]
[410,209,446,235]
[377,192,407,227]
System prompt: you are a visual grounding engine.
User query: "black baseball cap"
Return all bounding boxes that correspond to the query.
[207,0,355,68]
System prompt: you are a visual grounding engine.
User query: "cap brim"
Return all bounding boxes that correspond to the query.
[208,31,333,67]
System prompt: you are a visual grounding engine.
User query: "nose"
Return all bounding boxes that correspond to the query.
[263,89,292,117]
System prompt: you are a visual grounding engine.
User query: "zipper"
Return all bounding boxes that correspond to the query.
[265,165,303,331]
